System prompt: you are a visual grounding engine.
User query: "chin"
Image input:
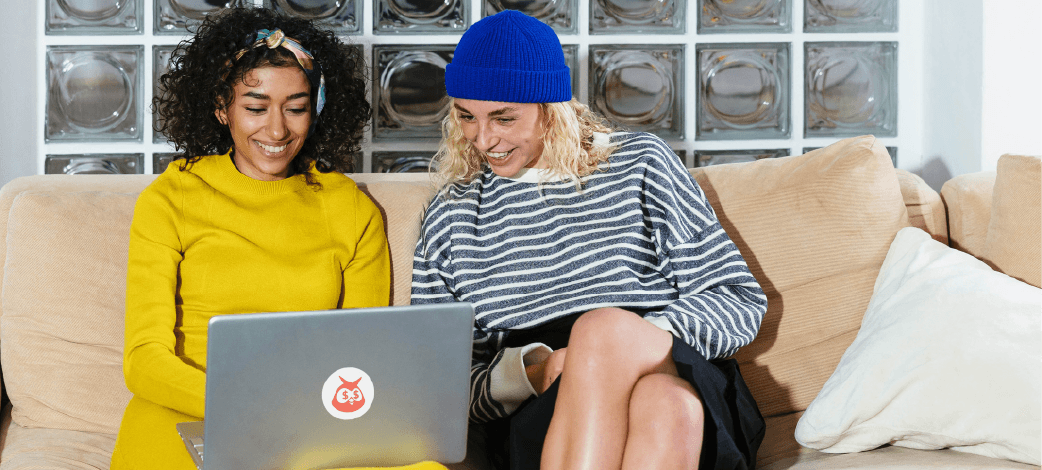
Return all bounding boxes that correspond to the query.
[490,167,521,178]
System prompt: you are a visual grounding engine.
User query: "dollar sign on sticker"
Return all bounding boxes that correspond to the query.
[331,377,365,412]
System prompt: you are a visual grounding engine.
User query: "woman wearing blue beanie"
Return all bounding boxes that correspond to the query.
[412,10,767,470]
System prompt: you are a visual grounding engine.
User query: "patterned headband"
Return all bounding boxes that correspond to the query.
[233,29,326,117]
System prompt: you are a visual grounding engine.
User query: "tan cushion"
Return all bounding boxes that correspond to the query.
[350,177,439,306]
[0,404,116,469]
[0,176,155,404]
[895,169,947,244]
[981,154,1042,288]
[1,191,137,434]
[941,171,997,257]
[689,135,910,417]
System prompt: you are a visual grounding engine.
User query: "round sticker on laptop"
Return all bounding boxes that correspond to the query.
[322,367,374,420]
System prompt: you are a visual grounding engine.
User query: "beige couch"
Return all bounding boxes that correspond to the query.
[0,136,1037,469]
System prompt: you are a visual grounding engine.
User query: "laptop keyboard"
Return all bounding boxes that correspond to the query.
[189,436,205,461]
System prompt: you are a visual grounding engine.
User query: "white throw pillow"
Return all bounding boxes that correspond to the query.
[795,227,1041,465]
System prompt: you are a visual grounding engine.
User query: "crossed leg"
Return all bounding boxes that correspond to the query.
[539,307,704,470]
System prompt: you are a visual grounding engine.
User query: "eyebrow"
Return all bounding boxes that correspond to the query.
[454,103,518,117]
[242,91,311,101]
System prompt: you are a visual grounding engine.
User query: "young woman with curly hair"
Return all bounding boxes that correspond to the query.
[413,10,768,470]
[112,8,442,469]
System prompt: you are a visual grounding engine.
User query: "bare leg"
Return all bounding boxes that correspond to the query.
[621,373,704,470]
[539,307,682,470]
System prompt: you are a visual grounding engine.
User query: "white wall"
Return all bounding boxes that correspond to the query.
[981,0,1042,171]
[0,1,38,187]
[921,0,1042,190]
[921,0,983,189]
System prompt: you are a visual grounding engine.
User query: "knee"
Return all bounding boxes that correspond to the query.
[568,307,639,352]
[630,374,705,439]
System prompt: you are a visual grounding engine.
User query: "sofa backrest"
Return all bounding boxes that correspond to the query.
[0,138,940,435]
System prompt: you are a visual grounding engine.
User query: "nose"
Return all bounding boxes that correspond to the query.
[473,120,499,152]
[267,110,290,141]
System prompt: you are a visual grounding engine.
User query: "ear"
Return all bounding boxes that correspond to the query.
[215,107,228,126]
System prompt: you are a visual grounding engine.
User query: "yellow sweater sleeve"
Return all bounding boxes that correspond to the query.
[340,185,391,309]
[123,171,208,419]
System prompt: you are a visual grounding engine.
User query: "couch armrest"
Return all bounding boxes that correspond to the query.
[940,171,997,258]
[895,169,947,244]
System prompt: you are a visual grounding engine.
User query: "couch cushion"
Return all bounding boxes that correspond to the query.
[795,227,1040,465]
[941,171,997,257]
[0,175,156,407]
[689,135,910,417]
[895,169,947,244]
[0,404,116,470]
[350,177,439,305]
[980,154,1041,288]
[1,191,138,434]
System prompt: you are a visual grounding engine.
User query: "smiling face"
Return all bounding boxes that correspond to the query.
[454,98,547,178]
[216,66,311,181]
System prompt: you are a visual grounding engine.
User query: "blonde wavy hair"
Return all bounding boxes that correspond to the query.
[432,98,617,188]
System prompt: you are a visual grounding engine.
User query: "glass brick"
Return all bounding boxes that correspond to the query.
[591,0,685,34]
[372,45,453,141]
[589,45,684,139]
[372,151,437,173]
[374,0,468,34]
[350,152,364,173]
[267,0,361,34]
[155,0,244,35]
[153,152,178,174]
[563,44,579,98]
[153,45,176,144]
[695,148,788,167]
[697,0,790,34]
[484,0,577,34]
[672,149,688,167]
[47,0,142,34]
[804,0,897,33]
[804,42,897,138]
[697,42,790,140]
[803,145,896,166]
[46,46,143,142]
[46,154,143,174]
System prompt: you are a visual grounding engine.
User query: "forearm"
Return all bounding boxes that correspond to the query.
[469,343,551,423]
[123,343,206,418]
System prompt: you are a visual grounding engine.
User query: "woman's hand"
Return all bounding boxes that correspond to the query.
[525,347,567,395]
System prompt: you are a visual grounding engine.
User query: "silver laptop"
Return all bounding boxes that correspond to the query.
[176,302,474,469]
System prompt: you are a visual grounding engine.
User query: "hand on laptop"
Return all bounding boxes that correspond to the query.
[525,347,567,395]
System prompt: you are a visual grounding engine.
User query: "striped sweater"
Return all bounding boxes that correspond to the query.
[412,132,767,423]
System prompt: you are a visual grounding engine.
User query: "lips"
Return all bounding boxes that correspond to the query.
[256,141,288,153]
[486,149,511,160]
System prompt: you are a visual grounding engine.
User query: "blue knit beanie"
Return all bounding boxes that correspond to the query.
[445,10,571,103]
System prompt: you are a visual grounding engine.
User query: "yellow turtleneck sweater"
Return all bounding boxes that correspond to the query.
[111,153,442,469]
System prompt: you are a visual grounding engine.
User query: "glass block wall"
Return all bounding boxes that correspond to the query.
[37,0,913,175]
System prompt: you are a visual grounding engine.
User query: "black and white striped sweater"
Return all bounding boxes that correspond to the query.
[412,132,767,423]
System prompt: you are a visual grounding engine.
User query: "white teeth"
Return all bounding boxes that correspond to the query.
[486,151,509,159]
[257,141,287,153]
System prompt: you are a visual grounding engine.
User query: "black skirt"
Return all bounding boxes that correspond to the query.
[482,320,765,470]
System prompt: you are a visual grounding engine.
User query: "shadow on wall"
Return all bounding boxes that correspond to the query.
[920,156,954,192]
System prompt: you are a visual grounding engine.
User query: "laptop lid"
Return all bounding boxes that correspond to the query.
[202,302,473,469]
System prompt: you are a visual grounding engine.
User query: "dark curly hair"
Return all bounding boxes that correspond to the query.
[153,7,369,178]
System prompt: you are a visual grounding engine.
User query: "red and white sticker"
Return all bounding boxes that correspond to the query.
[321,367,374,420]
